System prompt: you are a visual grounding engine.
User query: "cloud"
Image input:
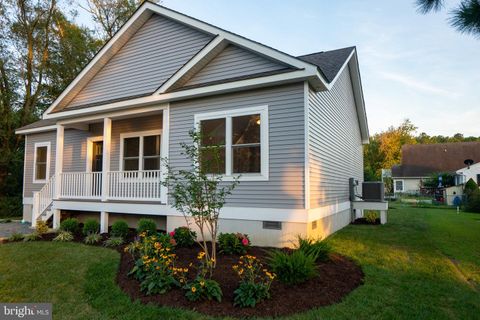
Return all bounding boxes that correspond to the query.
[379,71,455,97]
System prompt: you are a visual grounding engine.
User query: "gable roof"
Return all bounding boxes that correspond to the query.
[392,142,480,178]
[297,47,355,83]
[35,1,368,142]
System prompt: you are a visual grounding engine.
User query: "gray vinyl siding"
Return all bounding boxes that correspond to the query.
[24,131,57,198]
[308,65,363,208]
[66,14,213,109]
[63,129,94,172]
[185,44,288,86]
[169,83,305,209]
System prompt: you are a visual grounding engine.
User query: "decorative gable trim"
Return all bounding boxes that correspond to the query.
[43,2,328,118]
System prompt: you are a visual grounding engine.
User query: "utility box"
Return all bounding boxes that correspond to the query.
[362,182,385,202]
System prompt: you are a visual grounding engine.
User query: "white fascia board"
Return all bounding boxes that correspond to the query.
[346,51,369,144]
[16,125,58,135]
[155,36,227,93]
[56,103,169,125]
[43,69,312,120]
[43,6,153,116]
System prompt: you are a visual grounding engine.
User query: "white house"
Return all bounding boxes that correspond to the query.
[16,2,368,247]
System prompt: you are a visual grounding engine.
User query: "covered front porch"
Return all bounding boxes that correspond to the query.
[32,105,170,225]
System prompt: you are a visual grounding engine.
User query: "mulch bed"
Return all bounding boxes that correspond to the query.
[4,229,364,318]
[117,244,364,318]
[352,217,381,225]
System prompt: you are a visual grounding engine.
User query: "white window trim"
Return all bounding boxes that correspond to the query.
[33,142,51,184]
[86,136,103,172]
[119,129,162,172]
[194,105,269,182]
[394,179,404,192]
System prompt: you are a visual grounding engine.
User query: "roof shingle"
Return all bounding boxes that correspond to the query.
[297,46,355,83]
[392,142,480,177]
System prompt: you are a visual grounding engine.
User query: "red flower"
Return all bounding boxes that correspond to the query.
[169,231,175,237]
[170,238,177,246]
[242,237,249,246]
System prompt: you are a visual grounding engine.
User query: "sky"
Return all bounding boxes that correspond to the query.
[75,0,480,136]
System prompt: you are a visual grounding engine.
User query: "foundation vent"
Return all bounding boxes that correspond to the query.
[262,221,282,230]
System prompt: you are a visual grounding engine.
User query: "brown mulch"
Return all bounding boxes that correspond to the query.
[5,229,364,318]
[117,245,364,318]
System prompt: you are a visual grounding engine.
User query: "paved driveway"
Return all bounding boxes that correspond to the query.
[0,221,32,238]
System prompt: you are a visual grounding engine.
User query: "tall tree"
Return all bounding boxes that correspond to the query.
[416,0,480,38]
[0,0,100,217]
[80,0,156,40]
[363,119,417,181]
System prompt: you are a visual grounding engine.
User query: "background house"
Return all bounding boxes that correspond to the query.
[392,142,480,194]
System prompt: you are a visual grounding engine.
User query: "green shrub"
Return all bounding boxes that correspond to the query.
[137,218,157,235]
[53,231,74,242]
[23,232,41,242]
[364,210,378,224]
[267,249,317,286]
[8,233,24,242]
[171,226,196,247]
[111,220,129,238]
[82,219,99,235]
[233,255,275,308]
[184,277,222,302]
[60,218,79,233]
[35,220,49,235]
[295,236,331,262]
[465,188,480,213]
[464,178,478,196]
[218,232,250,255]
[84,233,102,245]
[104,236,124,247]
[0,196,22,219]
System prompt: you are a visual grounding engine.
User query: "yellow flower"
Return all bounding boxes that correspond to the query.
[200,281,205,287]
[191,286,197,293]
[183,268,188,273]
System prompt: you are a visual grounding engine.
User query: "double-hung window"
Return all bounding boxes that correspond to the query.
[33,142,51,183]
[121,130,161,172]
[195,105,269,181]
[394,180,404,192]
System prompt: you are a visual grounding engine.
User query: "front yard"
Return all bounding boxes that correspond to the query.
[0,205,479,319]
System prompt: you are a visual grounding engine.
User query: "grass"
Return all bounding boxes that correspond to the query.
[0,205,479,319]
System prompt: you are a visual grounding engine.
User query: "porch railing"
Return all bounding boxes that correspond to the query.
[60,172,102,199]
[59,170,162,201]
[107,170,162,201]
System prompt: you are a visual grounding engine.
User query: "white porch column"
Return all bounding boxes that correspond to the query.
[52,209,61,229]
[101,118,112,201]
[55,125,64,199]
[160,106,169,204]
[100,211,109,233]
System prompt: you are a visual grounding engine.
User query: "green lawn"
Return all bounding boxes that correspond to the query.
[0,205,479,319]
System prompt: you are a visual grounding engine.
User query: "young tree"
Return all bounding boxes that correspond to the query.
[162,130,239,277]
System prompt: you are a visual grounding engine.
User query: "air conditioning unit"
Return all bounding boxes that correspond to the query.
[362,182,385,202]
